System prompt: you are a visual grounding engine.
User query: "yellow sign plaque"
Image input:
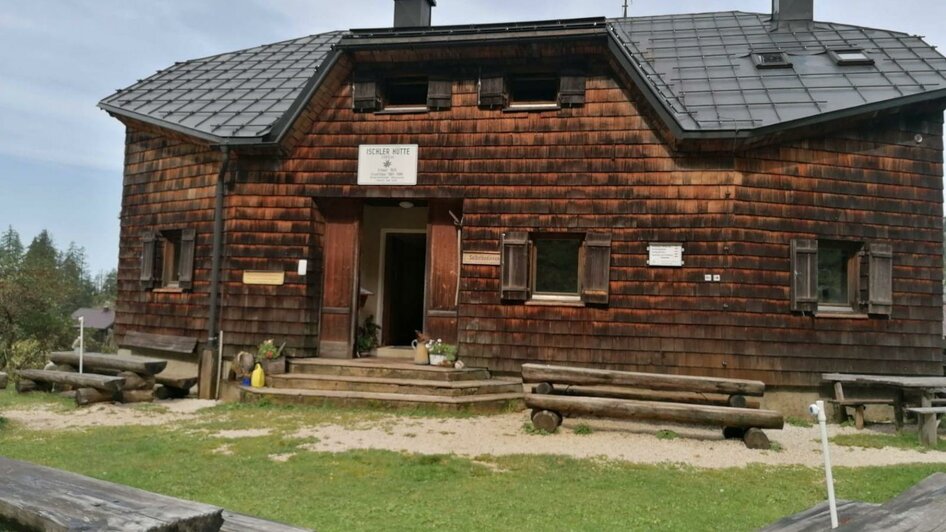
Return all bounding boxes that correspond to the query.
[242,271,286,286]
[462,252,501,266]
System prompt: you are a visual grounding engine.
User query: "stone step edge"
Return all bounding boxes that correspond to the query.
[241,386,523,405]
[288,358,488,375]
[269,373,521,389]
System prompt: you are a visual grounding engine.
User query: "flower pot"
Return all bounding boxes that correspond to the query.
[428,354,446,366]
[260,356,286,376]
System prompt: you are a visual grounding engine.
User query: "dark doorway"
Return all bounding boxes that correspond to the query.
[382,233,427,345]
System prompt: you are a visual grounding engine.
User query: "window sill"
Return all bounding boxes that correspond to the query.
[375,107,429,115]
[504,103,561,112]
[816,311,869,319]
[152,287,185,294]
[526,298,585,308]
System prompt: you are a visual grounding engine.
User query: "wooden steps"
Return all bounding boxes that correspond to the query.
[268,373,522,397]
[288,358,490,381]
[242,357,524,411]
[241,386,523,412]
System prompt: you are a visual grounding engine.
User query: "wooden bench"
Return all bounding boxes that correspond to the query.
[0,457,223,531]
[906,407,946,447]
[823,374,904,430]
[522,364,784,449]
[15,369,125,393]
[122,330,197,355]
[49,351,168,375]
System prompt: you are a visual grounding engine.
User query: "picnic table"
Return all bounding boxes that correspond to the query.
[822,373,946,447]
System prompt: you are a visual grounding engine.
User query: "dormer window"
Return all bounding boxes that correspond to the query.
[829,49,874,66]
[352,76,452,113]
[752,51,792,69]
[508,74,559,109]
[384,77,428,110]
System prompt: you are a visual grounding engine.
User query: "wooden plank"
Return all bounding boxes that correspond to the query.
[49,352,167,376]
[760,500,881,531]
[522,364,766,396]
[221,510,313,532]
[837,473,946,531]
[822,374,946,389]
[15,370,125,392]
[198,349,217,400]
[122,330,197,354]
[524,393,784,429]
[0,456,223,531]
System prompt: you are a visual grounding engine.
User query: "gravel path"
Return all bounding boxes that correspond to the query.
[4,400,944,468]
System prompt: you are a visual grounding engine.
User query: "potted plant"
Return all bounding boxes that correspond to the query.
[426,340,458,367]
[256,339,286,375]
[356,315,380,357]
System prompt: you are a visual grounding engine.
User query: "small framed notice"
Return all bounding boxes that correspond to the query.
[462,251,501,266]
[358,144,418,185]
[647,243,684,267]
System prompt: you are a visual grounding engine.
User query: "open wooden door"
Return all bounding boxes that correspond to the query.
[317,199,361,358]
[425,200,461,343]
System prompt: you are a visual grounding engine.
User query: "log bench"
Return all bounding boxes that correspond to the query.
[121,331,199,398]
[906,407,946,447]
[522,364,784,449]
[49,351,168,375]
[15,369,125,392]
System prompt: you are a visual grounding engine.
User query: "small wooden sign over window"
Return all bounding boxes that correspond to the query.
[357,144,418,185]
[647,243,684,267]
[463,252,501,266]
[243,271,286,286]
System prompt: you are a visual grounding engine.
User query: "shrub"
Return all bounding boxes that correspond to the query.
[5,339,46,382]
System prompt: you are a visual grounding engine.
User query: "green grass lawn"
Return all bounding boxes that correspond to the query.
[1,390,945,531]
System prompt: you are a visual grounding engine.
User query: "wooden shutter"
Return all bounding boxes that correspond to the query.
[790,239,818,313]
[867,242,893,316]
[479,73,507,108]
[140,230,156,290]
[352,78,380,112]
[178,228,196,290]
[500,232,530,301]
[581,233,611,304]
[427,78,452,110]
[559,71,586,107]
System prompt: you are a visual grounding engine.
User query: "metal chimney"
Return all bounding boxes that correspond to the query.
[772,0,814,25]
[394,0,436,28]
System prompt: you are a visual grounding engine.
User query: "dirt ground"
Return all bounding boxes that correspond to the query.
[3,399,944,469]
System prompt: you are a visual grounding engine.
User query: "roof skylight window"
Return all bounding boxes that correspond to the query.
[752,51,792,69]
[828,49,875,66]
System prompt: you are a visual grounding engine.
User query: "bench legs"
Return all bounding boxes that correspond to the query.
[918,413,939,448]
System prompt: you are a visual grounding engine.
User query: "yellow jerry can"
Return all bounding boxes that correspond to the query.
[251,363,266,388]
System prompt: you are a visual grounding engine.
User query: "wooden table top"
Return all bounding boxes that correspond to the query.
[822,373,946,390]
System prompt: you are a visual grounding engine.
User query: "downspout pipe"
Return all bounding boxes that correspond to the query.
[208,146,231,348]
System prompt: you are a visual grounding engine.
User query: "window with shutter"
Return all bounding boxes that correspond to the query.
[867,242,893,316]
[581,233,611,304]
[790,239,818,313]
[140,230,156,290]
[559,72,586,107]
[427,78,452,110]
[500,232,530,301]
[352,78,381,112]
[479,73,507,108]
[178,229,196,290]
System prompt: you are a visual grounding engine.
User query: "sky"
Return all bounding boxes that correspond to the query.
[2,0,945,273]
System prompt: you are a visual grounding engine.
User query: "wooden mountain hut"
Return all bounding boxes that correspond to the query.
[99,0,946,390]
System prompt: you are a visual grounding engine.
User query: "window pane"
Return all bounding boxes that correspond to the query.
[385,78,427,106]
[818,245,848,304]
[510,75,558,103]
[534,238,580,294]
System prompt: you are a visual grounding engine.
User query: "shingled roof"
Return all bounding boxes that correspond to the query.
[99,11,946,144]
[99,32,344,143]
[609,11,946,138]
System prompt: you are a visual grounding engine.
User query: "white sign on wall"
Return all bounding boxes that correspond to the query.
[647,243,685,267]
[357,144,418,185]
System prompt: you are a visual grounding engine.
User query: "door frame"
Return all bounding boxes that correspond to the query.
[377,228,428,346]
